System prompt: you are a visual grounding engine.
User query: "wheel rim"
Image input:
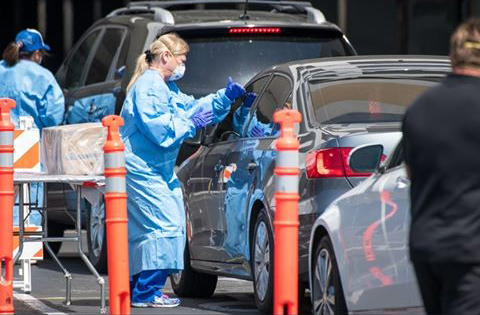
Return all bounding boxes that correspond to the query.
[89,203,105,257]
[254,221,270,301]
[313,248,336,315]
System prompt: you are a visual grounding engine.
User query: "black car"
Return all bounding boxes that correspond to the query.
[46,0,356,272]
[174,56,450,313]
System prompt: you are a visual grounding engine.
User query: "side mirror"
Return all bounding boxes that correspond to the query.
[348,144,384,173]
[184,128,205,146]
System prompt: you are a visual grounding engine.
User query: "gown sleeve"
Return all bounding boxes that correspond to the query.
[133,87,197,148]
[37,72,65,127]
[172,83,233,124]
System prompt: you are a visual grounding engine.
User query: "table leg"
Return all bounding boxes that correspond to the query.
[75,186,106,313]
[13,184,24,264]
[42,183,73,306]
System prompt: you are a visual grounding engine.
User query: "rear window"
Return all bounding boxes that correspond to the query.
[309,78,441,124]
[175,33,351,97]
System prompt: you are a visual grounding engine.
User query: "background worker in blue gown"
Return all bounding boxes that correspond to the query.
[120,33,245,308]
[0,29,64,227]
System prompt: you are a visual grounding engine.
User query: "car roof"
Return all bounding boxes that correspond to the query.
[261,55,451,80]
[105,0,340,30]
[172,10,308,24]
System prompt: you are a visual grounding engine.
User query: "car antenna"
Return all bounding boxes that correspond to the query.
[239,0,250,20]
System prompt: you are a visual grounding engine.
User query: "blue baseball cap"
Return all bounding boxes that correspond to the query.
[15,29,51,52]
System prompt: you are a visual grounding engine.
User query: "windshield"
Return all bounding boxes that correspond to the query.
[176,35,351,97]
[309,78,442,125]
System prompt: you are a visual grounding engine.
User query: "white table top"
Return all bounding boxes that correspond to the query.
[14,172,105,185]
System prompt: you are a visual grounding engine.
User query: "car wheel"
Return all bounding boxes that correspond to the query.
[170,241,218,298]
[86,200,108,273]
[45,220,67,258]
[252,209,274,314]
[312,236,347,315]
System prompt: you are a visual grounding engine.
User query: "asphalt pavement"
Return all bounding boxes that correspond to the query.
[13,230,311,314]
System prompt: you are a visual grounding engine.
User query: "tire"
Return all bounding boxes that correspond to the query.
[311,236,347,315]
[44,220,67,258]
[86,200,108,273]
[251,209,274,314]
[170,241,218,298]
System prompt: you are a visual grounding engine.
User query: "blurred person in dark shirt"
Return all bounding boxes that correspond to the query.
[403,18,480,315]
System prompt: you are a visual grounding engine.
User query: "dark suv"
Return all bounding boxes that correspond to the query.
[47,0,356,276]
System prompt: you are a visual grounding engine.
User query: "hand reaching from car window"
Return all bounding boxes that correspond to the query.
[225,76,246,101]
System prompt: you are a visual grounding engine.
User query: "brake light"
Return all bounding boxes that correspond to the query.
[306,147,385,179]
[229,27,281,34]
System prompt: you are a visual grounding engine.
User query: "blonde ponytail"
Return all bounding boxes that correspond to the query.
[127,53,149,92]
[126,33,189,92]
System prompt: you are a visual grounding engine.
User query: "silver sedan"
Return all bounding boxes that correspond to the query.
[308,141,425,314]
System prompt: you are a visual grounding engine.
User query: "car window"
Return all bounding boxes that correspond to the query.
[245,75,292,138]
[386,140,404,170]
[85,28,125,85]
[176,33,350,98]
[64,30,100,89]
[309,78,440,124]
[208,76,270,144]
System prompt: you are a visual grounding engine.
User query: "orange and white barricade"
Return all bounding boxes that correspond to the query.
[13,116,43,293]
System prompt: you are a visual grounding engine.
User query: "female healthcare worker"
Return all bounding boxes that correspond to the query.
[0,29,64,226]
[120,33,245,307]
[0,29,64,128]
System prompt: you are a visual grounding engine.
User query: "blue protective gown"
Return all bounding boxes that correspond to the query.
[0,60,65,128]
[0,59,64,226]
[120,69,233,276]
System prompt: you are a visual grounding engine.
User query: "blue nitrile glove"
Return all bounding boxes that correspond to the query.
[243,92,257,108]
[251,125,265,138]
[225,76,246,101]
[191,107,214,129]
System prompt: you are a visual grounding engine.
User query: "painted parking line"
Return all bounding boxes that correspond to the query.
[34,296,100,301]
[218,277,250,282]
[14,293,67,315]
[199,301,258,313]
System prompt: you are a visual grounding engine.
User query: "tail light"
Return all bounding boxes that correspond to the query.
[229,27,281,34]
[306,147,386,179]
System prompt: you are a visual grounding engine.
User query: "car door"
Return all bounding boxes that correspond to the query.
[187,75,271,262]
[341,142,419,310]
[219,74,293,263]
[56,26,128,124]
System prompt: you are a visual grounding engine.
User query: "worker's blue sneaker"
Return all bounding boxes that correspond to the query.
[131,294,181,308]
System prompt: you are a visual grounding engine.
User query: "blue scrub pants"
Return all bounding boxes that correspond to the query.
[130,269,172,303]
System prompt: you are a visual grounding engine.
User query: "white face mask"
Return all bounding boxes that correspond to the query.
[169,63,186,81]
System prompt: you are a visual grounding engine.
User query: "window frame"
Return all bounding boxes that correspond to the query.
[60,27,103,90]
[244,73,293,139]
[385,140,405,171]
[84,26,128,86]
[59,25,128,90]
[207,74,272,145]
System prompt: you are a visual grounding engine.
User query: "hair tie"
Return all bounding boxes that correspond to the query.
[464,41,480,49]
[144,50,154,63]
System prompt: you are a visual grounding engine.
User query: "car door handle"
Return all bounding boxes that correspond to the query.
[248,162,257,172]
[396,176,410,189]
[113,86,122,96]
